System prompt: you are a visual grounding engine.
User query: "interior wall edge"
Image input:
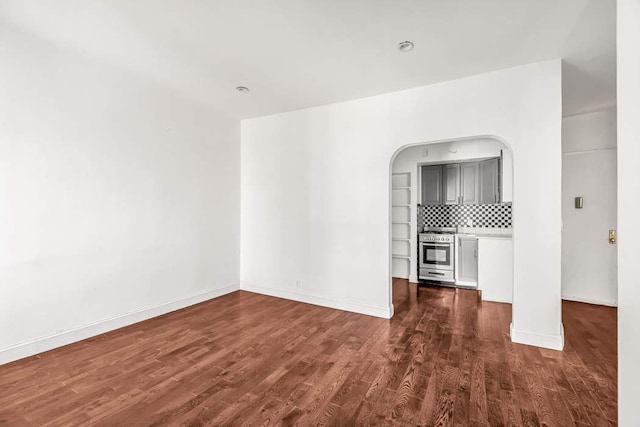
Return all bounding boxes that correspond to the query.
[617,1,640,423]
[0,283,240,367]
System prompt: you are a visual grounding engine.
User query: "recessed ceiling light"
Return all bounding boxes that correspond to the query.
[236,86,250,92]
[398,41,414,52]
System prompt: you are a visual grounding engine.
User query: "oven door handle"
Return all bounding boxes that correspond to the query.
[426,271,446,276]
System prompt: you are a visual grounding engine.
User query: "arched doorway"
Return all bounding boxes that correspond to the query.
[388,136,514,317]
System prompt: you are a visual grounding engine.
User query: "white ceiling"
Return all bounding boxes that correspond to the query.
[0,0,615,119]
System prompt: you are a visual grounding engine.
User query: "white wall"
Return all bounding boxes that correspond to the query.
[561,109,617,306]
[617,0,640,424]
[391,138,513,281]
[241,60,564,350]
[563,109,617,152]
[0,25,240,364]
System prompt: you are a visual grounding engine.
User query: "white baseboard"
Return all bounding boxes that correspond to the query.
[0,284,240,366]
[240,282,393,319]
[409,274,418,283]
[562,294,617,307]
[510,322,564,351]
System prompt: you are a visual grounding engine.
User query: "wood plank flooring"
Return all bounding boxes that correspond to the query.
[0,279,617,426]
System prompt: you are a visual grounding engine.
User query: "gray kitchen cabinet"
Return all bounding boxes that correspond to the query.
[458,236,478,283]
[443,163,461,205]
[479,158,500,204]
[461,162,480,204]
[421,158,500,206]
[421,165,443,205]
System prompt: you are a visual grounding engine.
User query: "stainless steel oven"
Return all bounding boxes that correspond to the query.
[419,232,455,282]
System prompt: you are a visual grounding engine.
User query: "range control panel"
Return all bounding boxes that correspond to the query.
[419,233,455,243]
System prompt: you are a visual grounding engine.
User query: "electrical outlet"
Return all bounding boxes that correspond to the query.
[295,280,302,288]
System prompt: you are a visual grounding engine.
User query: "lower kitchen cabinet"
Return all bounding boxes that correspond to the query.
[457,236,478,284]
[477,237,513,303]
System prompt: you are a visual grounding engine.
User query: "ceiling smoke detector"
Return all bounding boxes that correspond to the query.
[397,41,414,52]
[236,86,250,92]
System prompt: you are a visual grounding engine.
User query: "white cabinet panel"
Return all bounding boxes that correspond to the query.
[478,237,513,303]
[458,237,478,283]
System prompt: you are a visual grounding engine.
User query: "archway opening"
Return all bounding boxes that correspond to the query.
[389,136,514,316]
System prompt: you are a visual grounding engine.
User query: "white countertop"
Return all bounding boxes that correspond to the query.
[456,227,512,239]
[474,234,512,239]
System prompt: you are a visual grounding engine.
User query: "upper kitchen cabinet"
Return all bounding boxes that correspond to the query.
[421,157,504,205]
[479,158,500,204]
[460,162,480,204]
[443,164,461,205]
[421,165,443,205]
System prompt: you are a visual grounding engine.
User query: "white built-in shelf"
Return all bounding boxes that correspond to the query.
[392,172,412,279]
[392,172,411,188]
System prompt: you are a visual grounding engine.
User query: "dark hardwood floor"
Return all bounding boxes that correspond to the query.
[0,279,617,426]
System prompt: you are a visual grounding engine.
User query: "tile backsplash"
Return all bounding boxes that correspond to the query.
[419,203,512,228]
